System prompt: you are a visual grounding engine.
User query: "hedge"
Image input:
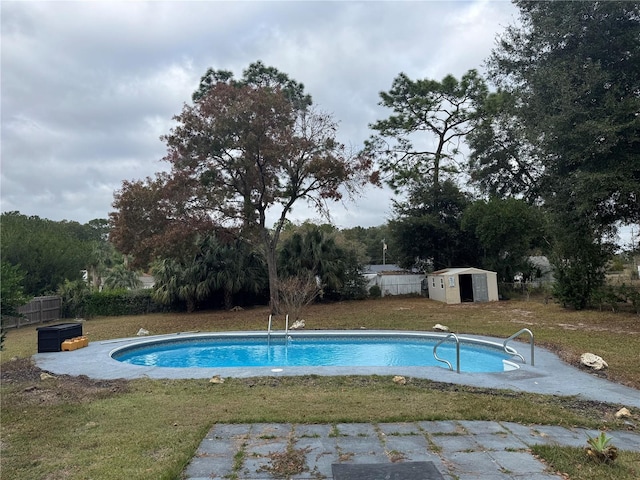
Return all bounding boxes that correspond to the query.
[84,289,165,317]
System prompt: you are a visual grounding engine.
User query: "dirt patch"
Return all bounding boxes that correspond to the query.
[258,446,312,478]
[1,357,129,406]
[1,356,43,382]
[555,322,640,335]
[509,319,535,326]
[511,309,534,317]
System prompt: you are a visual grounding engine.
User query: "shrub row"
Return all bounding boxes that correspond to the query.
[87,289,167,317]
[61,288,166,318]
[591,284,640,314]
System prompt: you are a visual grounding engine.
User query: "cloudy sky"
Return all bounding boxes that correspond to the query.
[2,0,522,230]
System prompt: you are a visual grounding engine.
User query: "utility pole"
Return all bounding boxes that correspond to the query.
[631,226,638,279]
[382,239,387,265]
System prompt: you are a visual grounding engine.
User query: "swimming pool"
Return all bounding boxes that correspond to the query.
[111,331,521,373]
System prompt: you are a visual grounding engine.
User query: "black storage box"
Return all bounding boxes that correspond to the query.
[37,323,83,353]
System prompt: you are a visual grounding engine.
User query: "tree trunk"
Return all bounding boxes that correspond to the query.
[87,265,101,290]
[432,133,445,207]
[265,245,280,314]
[258,206,288,315]
[186,298,195,313]
[224,288,233,310]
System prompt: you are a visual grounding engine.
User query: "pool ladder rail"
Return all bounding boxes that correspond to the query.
[267,314,291,346]
[433,328,535,373]
[503,328,535,366]
[433,333,460,373]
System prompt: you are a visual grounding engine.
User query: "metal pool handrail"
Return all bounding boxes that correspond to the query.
[267,314,291,346]
[433,333,460,373]
[503,328,534,366]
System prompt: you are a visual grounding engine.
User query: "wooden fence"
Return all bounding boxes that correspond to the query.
[3,296,62,329]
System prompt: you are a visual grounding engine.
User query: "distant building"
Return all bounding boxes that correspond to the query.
[138,273,155,289]
[527,256,554,286]
[363,264,425,297]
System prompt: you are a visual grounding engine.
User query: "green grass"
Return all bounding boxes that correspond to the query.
[532,445,640,480]
[1,297,639,480]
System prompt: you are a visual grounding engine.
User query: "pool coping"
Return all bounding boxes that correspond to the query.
[108,330,521,373]
[33,330,640,408]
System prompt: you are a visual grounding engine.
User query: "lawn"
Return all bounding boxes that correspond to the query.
[1,296,639,479]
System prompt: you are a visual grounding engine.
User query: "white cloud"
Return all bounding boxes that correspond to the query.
[1,0,519,226]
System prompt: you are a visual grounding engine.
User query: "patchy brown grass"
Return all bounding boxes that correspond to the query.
[1,296,639,480]
[3,296,640,388]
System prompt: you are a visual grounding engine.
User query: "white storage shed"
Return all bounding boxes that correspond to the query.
[427,267,499,304]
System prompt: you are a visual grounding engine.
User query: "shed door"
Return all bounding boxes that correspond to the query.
[472,274,489,302]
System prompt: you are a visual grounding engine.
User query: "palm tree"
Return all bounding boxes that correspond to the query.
[151,258,180,306]
[102,264,142,290]
[151,257,209,313]
[85,240,118,290]
[278,225,346,295]
[152,235,266,312]
[200,236,266,310]
[56,278,90,318]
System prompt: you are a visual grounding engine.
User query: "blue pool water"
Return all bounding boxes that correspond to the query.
[112,334,516,373]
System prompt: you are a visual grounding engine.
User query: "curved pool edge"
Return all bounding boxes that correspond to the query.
[108,330,517,372]
[32,330,640,409]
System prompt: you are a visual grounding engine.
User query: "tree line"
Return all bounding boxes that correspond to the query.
[2,1,639,328]
[0,211,387,314]
[111,1,638,311]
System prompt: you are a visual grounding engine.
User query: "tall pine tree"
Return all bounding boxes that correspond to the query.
[475,1,640,308]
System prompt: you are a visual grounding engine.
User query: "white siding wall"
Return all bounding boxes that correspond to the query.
[366,274,424,297]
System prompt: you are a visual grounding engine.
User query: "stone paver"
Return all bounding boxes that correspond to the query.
[182,421,640,479]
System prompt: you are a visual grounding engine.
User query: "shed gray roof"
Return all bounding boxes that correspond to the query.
[430,267,496,276]
[363,264,417,275]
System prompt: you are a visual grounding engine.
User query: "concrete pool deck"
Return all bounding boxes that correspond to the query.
[33,330,640,408]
